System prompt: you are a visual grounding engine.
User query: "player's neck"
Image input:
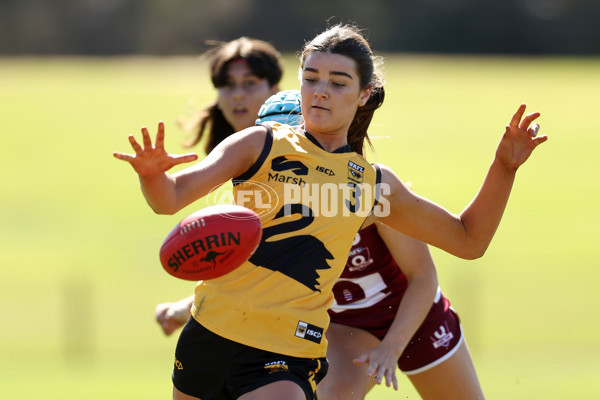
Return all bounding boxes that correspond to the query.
[303,129,349,153]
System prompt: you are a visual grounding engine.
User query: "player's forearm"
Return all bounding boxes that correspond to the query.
[459,156,516,259]
[139,172,179,214]
[380,274,437,355]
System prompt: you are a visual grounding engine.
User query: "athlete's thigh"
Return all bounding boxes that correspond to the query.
[407,340,485,400]
[172,318,231,399]
[238,380,305,400]
[317,323,380,400]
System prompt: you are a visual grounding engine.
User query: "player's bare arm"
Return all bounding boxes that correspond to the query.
[376,104,547,259]
[114,122,267,214]
[353,223,439,390]
[169,125,267,213]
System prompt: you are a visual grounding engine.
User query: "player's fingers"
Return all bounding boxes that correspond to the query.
[383,369,391,387]
[155,121,165,149]
[367,362,378,378]
[533,135,548,146]
[155,303,168,313]
[352,353,368,365]
[373,365,386,385]
[141,126,153,149]
[509,104,527,128]
[128,134,144,154]
[519,111,541,131]
[372,371,380,385]
[160,321,173,336]
[113,152,134,162]
[171,153,199,166]
[164,326,176,336]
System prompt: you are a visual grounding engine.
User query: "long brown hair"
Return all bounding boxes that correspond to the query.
[183,37,283,153]
[300,24,384,156]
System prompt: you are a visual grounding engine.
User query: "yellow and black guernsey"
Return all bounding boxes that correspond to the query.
[191,122,381,358]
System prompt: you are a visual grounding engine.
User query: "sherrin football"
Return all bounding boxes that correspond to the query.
[159,205,262,281]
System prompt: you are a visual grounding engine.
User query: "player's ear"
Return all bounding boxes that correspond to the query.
[270,84,280,95]
[358,86,372,107]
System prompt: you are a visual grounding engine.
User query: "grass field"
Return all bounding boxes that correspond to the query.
[1,54,599,399]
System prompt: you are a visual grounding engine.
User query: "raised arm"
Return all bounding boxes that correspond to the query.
[375,104,547,259]
[114,122,267,214]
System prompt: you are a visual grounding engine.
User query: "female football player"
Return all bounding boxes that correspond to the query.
[157,90,484,399]
[180,36,283,154]
[319,221,484,399]
[114,23,546,400]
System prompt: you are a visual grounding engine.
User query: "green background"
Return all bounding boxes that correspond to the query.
[1,55,599,399]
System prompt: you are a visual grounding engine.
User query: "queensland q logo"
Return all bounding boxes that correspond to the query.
[205,180,279,219]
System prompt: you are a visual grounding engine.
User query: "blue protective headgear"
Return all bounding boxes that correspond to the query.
[255,89,303,126]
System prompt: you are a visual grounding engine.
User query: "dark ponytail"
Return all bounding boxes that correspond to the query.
[182,103,234,154]
[348,86,385,156]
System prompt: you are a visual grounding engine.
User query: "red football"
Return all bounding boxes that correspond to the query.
[159,205,262,281]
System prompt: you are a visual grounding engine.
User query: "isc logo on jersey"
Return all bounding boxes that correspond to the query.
[295,321,324,344]
[316,165,335,176]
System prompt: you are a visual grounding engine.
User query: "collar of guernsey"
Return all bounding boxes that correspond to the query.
[191,122,382,358]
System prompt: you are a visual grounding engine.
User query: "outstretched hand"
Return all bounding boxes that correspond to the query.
[113,121,198,177]
[496,104,547,172]
[353,343,401,391]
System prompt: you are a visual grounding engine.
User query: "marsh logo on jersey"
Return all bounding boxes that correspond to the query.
[268,156,308,187]
[272,156,309,175]
[295,321,324,344]
[431,322,454,349]
[347,161,364,183]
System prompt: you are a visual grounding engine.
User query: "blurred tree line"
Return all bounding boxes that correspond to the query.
[1,0,599,55]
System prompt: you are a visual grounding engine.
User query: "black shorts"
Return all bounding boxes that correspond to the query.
[172,318,328,400]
